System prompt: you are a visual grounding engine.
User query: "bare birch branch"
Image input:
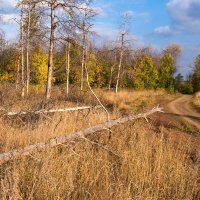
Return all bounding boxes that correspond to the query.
[80,136,120,158]
[4,106,102,116]
[0,105,163,164]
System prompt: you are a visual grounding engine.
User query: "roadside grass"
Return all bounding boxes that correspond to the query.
[192,92,200,113]
[0,85,199,199]
[0,122,199,200]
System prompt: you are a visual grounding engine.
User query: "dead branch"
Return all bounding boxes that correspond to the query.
[0,105,163,165]
[80,136,120,158]
[4,106,102,117]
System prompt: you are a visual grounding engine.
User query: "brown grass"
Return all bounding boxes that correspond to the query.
[0,85,199,199]
[193,92,200,108]
[0,122,199,199]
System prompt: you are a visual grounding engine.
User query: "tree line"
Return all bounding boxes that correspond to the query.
[0,0,199,101]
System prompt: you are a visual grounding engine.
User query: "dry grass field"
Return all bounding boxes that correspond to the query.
[0,85,199,199]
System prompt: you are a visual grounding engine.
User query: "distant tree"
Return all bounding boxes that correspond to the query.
[32,49,48,85]
[115,12,131,93]
[0,30,6,51]
[192,54,200,92]
[86,53,104,87]
[108,39,118,90]
[158,53,175,91]
[133,54,158,89]
[175,73,184,91]
[96,45,114,88]
[164,43,182,65]
[19,0,25,97]
[45,0,55,101]
[184,74,193,94]
[175,73,193,94]
[0,44,18,82]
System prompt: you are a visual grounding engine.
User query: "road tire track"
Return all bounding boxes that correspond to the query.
[167,95,200,130]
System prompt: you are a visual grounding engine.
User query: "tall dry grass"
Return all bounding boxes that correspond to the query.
[0,86,175,153]
[0,122,199,199]
[97,89,177,113]
[0,85,199,199]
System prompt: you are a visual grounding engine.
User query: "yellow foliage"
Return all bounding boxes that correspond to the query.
[0,72,15,82]
[32,49,48,85]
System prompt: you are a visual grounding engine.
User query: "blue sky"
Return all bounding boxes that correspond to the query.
[1,0,200,76]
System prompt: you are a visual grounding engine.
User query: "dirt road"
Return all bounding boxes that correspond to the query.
[167,95,200,130]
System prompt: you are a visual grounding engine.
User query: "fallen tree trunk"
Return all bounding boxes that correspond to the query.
[0,106,163,164]
[5,106,101,116]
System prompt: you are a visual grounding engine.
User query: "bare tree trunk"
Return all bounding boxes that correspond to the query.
[115,32,125,93]
[66,26,71,95]
[16,55,20,90]
[26,0,31,95]
[108,50,117,90]
[66,41,70,95]
[45,0,55,101]
[81,12,86,91]
[20,1,25,98]
[82,8,110,121]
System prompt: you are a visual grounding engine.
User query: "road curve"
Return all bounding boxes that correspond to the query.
[167,95,200,130]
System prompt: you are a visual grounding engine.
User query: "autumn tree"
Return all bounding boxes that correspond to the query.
[0,43,19,82]
[164,43,182,65]
[174,73,184,91]
[158,53,175,91]
[60,0,77,95]
[133,54,158,89]
[19,0,25,97]
[192,54,200,92]
[32,49,48,85]
[115,13,131,93]
[0,30,6,51]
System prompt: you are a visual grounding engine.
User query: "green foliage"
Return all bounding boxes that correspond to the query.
[175,73,184,91]
[158,53,175,92]
[192,54,200,92]
[0,45,18,82]
[179,81,193,94]
[133,55,158,89]
[54,50,66,85]
[1,39,197,94]
[87,53,105,88]
[73,52,105,88]
[32,49,48,85]
[54,43,82,85]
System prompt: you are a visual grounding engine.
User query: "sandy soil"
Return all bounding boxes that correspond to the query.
[167,95,200,130]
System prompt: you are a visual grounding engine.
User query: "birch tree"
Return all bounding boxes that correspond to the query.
[45,0,77,100]
[108,41,118,90]
[115,30,125,93]
[64,2,74,96]
[80,1,88,91]
[20,0,25,97]
[26,0,31,94]
[66,23,71,95]
[115,13,131,93]
[45,0,55,101]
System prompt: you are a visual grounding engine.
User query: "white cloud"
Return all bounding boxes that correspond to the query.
[122,10,135,17]
[92,23,119,41]
[92,22,143,49]
[154,25,173,35]
[1,0,17,8]
[1,13,18,23]
[155,0,200,35]
[78,2,105,16]
[167,0,200,33]
[122,10,150,18]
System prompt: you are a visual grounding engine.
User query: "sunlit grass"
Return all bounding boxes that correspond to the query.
[0,86,199,199]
